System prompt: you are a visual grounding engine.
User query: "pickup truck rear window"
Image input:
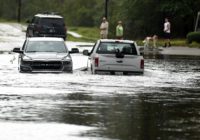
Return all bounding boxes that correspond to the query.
[96,42,138,55]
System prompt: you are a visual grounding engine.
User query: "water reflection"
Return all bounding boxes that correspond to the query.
[0,122,97,140]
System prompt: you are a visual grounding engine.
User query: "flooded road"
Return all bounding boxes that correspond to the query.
[0,53,200,140]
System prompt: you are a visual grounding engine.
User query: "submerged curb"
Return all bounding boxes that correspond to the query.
[160,46,200,56]
[140,46,200,57]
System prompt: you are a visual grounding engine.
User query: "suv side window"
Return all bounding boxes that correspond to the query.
[35,17,40,24]
[31,17,39,24]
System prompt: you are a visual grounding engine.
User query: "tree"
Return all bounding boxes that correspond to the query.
[17,0,21,22]
[121,0,200,39]
[0,0,200,38]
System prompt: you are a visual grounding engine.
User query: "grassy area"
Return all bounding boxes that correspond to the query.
[0,21,197,47]
[67,26,99,42]
[188,42,200,48]
[0,20,199,47]
[67,26,200,48]
[0,19,15,22]
[136,39,188,47]
[137,39,200,48]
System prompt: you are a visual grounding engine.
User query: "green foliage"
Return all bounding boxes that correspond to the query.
[0,0,18,19]
[188,42,200,48]
[120,0,200,39]
[67,26,189,47]
[0,0,200,39]
[187,32,200,44]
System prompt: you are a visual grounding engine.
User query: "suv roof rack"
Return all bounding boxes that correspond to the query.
[41,11,60,15]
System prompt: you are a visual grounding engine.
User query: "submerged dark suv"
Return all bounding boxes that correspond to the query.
[26,13,67,40]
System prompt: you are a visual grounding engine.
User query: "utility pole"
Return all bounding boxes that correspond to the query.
[105,0,109,18]
[195,11,200,31]
[17,0,21,23]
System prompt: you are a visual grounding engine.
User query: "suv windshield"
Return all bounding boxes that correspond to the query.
[25,41,67,53]
[96,42,138,55]
[40,18,65,27]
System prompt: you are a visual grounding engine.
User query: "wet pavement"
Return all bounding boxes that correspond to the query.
[0,23,200,140]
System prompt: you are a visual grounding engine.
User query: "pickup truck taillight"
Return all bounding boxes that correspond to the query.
[140,59,144,69]
[94,57,99,67]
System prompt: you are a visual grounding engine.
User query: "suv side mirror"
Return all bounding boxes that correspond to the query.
[83,50,89,56]
[69,48,79,53]
[26,19,31,23]
[13,48,23,53]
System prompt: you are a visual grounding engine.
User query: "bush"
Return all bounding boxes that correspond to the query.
[186,32,200,44]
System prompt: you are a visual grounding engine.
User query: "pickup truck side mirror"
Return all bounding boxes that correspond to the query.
[83,50,89,56]
[26,19,31,23]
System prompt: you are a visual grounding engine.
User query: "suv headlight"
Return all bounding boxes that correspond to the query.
[23,55,32,61]
[62,55,71,61]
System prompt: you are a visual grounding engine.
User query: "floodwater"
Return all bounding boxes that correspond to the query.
[0,53,199,140]
[0,22,199,140]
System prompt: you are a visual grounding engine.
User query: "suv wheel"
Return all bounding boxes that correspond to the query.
[19,66,24,73]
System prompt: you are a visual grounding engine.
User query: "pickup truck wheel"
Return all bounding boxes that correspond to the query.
[123,72,128,75]
[110,71,115,75]
[91,66,95,74]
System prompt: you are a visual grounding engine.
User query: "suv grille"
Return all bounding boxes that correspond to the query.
[31,61,62,70]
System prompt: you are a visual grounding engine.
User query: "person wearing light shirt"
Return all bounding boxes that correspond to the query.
[100,17,109,39]
[163,18,171,47]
